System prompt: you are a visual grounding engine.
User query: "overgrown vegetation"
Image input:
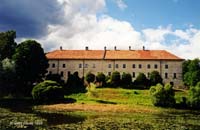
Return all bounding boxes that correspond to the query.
[32,80,64,103]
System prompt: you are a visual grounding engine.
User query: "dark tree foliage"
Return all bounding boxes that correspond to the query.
[0,30,17,60]
[65,71,85,94]
[150,83,175,107]
[0,58,17,96]
[121,72,132,88]
[134,72,149,89]
[187,82,200,109]
[183,58,200,86]
[45,73,64,85]
[96,72,106,87]
[31,80,64,103]
[111,71,121,87]
[12,40,48,95]
[149,71,163,86]
[85,72,95,85]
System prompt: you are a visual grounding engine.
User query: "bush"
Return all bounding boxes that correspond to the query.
[96,72,106,87]
[134,73,149,89]
[31,80,64,103]
[121,72,132,88]
[65,72,85,94]
[187,82,200,109]
[86,72,95,85]
[150,83,175,107]
[111,71,121,87]
[149,71,163,86]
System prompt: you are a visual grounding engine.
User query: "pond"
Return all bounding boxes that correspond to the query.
[0,99,200,130]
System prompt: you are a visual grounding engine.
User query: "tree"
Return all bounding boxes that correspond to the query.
[86,72,95,85]
[31,80,64,103]
[111,71,121,87]
[149,71,163,86]
[150,83,175,107]
[12,40,48,95]
[96,72,106,87]
[0,30,17,60]
[134,72,149,89]
[187,82,200,109]
[121,72,132,88]
[183,58,200,86]
[0,58,17,96]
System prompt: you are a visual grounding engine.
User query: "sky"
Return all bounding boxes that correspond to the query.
[0,0,200,59]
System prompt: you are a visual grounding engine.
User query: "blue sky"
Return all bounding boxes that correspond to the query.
[106,0,200,30]
[0,0,199,59]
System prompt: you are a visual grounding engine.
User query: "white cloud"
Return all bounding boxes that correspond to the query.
[115,0,127,10]
[34,0,200,59]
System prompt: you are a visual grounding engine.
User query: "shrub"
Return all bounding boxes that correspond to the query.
[150,83,175,107]
[134,73,149,89]
[96,72,106,87]
[149,71,163,86]
[111,71,121,87]
[31,80,64,103]
[65,71,85,94]
[187,82,200,109]
[85,72,95,85]
[121,72,132,88]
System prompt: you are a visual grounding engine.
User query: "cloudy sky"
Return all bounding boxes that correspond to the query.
[0,0,200,59]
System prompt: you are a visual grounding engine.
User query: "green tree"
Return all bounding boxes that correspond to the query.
[150,83,175,107]
[149,71,163,86]
[12,40,48,95]
[183,58,200,86]
[86,72,95,85]
[111,71,121,87]
[0,30,17,60]
[96,72,106,87]
[134,72,149,89]
[187,82,200,109]
[32,80,64,103]
[0,58,16,96]
[121,72,132,88]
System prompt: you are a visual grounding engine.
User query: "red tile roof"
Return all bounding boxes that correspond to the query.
[46,49,183,60]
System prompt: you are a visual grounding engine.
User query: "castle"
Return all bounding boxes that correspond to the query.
[46,46,184,86]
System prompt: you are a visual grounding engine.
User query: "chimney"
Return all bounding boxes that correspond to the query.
[143,46,145,50]
[129,46,131,50]
[60,46,63,50]
[114,46,117,50]
[85,46,89,50]
[104,46,106,50]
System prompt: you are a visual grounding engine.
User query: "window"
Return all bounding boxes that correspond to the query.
[115,64,119,68]
[108,64,112,68]
[139,64,142,68]
[62,64,66,68]
[173,73,177,79]
[147,64,151,69]
[68,71,71,76]
[123,64,126,68]
[132,64,135,68]
[92,64,96,68]
[52,63,55,68]
[165,64,168,69]
[79,64,82,68]
[154,64,158,69]
[108,72,111,76]
[132,72,135,78]
[165,73,168,79]
[60,71,64,77]
[84,64,88,68]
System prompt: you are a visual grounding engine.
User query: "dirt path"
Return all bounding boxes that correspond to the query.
[37,103,158,113]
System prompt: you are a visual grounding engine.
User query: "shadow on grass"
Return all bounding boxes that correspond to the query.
[96,100,117,104]
[0,98,77,113]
